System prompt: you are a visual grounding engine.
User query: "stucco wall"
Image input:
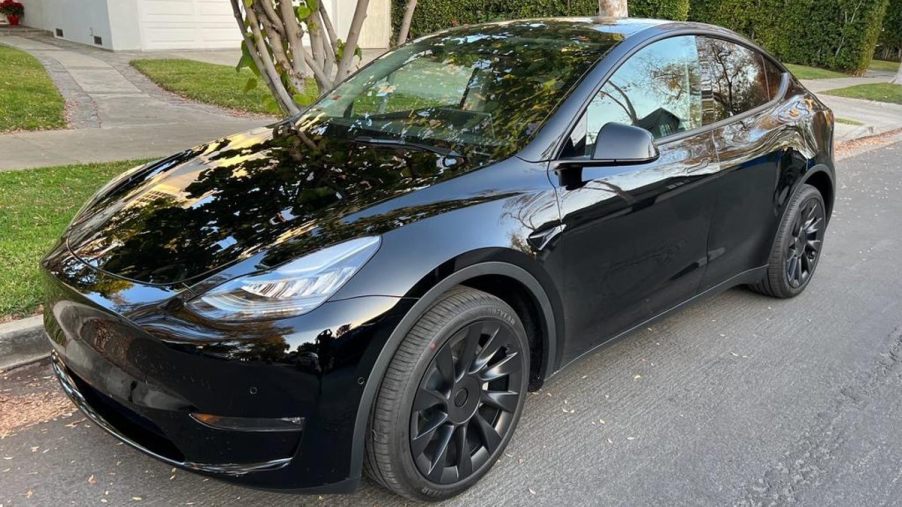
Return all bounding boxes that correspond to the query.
[19,0,391,51]
[20,0,116,49]
[329,0,391,49]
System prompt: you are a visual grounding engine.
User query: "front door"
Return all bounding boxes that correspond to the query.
[552,35,721,363]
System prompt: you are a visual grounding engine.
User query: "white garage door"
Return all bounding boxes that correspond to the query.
[137,0,241,50]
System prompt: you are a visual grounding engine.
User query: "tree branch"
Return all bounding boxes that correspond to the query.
[278,0,310,80]
[304,50,333,89]
[256,0,286,36]
[246,5,300,114]
[229,0,298,115]
[336,0,370,80]
[253,3,307,95]
[397,0,418,46]
[318,2,340,57]
[313,9,336,79]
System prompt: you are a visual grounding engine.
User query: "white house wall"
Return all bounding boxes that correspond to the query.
[328,0,391,49]
[20,0,116,50]
[20,0,391,51]
[106,0,142,50]
[18,0,47,30]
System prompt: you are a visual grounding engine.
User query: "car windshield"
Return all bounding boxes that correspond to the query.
[295,20,625,162]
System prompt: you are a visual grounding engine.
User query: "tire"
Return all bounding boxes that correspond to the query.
[750,184,827,298]
[364,286,530,501]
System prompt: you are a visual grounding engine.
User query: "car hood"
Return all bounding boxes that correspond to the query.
[65,121,484,286]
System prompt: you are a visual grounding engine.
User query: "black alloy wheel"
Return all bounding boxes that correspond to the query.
[365,287,530,501]
[785,197,825,288]
[410,318,525,484]
[751,184,827,298]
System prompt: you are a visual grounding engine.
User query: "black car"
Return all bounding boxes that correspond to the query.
[42,17,834,501]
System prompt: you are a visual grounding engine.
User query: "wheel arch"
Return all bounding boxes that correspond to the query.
[802,165,835,221]
[348,256,560,482]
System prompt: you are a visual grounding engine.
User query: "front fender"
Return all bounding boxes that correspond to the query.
[346,257,561,487]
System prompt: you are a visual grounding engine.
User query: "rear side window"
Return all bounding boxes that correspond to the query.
[698,37,770,124]
[562,35,702,156]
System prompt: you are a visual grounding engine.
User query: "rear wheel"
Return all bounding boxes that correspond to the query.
[751,184,826,298]
[364,287,529,501]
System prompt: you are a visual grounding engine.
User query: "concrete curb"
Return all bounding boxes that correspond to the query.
[0,316,49,371]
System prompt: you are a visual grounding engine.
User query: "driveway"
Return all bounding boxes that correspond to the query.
[0,34,273,171]
[2,141,901,505]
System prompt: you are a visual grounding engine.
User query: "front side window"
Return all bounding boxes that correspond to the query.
[563,35,702,157]
[698,37,770,123]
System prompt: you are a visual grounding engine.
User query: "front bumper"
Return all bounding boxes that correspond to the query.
[42,244,410,492]
[51,350,294,476]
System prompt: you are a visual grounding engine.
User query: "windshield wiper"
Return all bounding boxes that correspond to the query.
[352,136,464,159]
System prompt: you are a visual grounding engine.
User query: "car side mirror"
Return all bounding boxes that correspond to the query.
[553,123,660,190]
[591,123,659,163]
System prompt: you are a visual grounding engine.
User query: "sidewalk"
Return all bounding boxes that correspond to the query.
[801,75,902,142]
[0,33,275,171]
[800,75,892,93]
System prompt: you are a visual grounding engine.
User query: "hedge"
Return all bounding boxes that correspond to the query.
[391,0,691,41]
[689,0,890,73]
[631,0,690,20]
[391,0,889,73]
[876,0,902,61]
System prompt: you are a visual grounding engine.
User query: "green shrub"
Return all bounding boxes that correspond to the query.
[631,0,690,20]
[391,0,690,41]
[391,0,890,74]
[876,0,902,61]
[689,0,890,74]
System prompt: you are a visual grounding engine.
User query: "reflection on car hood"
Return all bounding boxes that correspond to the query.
[66,122,482,285]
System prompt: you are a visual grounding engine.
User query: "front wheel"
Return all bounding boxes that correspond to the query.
[364,287,529,501]
[751,184,827,298]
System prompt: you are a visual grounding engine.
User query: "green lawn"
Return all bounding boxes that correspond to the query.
[0,160,147,319]
[0,44,66,133]
[131,58,318,115]
[835,117,864,126]
[869,60,900,73]
[824,83,902,105]
[784,63,847,80]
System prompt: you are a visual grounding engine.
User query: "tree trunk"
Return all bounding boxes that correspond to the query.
[894,62,902,85]
[336,0,371,81]
[598,0,629,17]
[396,0,418,46]
[230,0,403,116]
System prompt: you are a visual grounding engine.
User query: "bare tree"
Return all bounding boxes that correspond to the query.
[396,0,418,46]
[598,0,629,17]
[230,0,375,115]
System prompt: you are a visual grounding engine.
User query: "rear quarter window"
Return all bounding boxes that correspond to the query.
[764,58,785,100]
[698,37,771,124]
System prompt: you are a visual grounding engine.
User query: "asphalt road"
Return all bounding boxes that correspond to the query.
[2,142,902,506]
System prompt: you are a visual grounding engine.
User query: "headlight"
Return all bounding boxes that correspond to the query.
[187,236,381,321]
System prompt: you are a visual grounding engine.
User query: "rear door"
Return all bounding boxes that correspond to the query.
[697,37,790,288]
[552,35,721,363]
